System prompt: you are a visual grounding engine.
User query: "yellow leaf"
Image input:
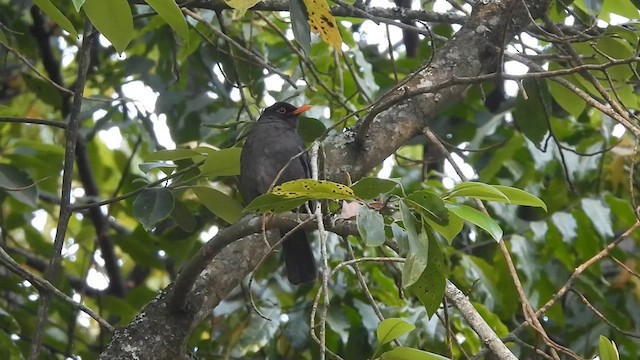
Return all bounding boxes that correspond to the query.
[302,0,342,52]
[225,0,262,17]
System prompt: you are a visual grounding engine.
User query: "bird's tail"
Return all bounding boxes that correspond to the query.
[282,230,316,285]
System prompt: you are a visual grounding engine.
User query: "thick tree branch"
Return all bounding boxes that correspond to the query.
[100,213,355,359]
[324,0,549,183]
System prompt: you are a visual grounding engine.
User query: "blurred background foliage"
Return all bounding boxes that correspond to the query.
[1,0,640,358]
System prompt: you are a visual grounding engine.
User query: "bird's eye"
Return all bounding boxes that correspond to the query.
[276,107,287,114]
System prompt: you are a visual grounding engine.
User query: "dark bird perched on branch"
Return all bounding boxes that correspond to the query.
[239,102,317,285]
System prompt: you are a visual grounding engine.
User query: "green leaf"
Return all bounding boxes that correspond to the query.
[272,179,356,200]
[376,318,415,346]
[407,229,446,317]
[297,117,327,142]
[547,78,586,118]
[145,148,202,161]
[391,222,409,255]
[200,147,242,177]
[133,188,175,230]
[23,74,62,109]
[138,161,177,175]
[0,329,24,360]
[400,202,428,259]
[402,252,428,289]
[351,177,398,200]
[82,0,133,53]
[357,206,386,246]
[381,346,450,360]
[0,28,7,47]
[599,335,619,360]
[448,182,509,202]
[424,210,463,244]
[34,0,79,37]
[192,186,243,224]
[244,193,309,213]
[72,0,85,11]
[601,0,637,22]
[470,301,509,337]
[404,190,448,225]
[290,0,311,56]
[0,307,20,333]
[493,185,547,210]
[478,134,523,181]
[0,164,38,208]
[446,204,503,242]
[144,0,189,39]
[513,79,550,145]
[170,200,196,232]
[596,36,634,81]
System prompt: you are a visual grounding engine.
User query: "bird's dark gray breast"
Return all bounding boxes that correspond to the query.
[239,119,310,203]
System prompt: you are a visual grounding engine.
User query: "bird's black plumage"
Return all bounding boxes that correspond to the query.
[239,102,316,285]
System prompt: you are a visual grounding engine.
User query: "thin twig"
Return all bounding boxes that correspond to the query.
[0,247,114,332]
[29,21,95,360]
[183,8,296,88]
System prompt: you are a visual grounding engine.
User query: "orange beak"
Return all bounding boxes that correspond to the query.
[292,104,312,115]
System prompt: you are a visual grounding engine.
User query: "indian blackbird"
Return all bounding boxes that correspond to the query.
[239,102,317,285]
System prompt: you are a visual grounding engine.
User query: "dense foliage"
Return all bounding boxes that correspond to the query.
[1,0,640,359]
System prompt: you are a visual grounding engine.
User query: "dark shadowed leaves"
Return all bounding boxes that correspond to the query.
[133,187,175,230]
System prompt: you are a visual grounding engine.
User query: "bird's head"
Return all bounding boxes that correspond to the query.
[260,102,312,127]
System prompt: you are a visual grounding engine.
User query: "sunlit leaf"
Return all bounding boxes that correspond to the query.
[272,179,355,200]
[82,0,133,52]
[193,186,243,224]
[34,0,79,37]
[547,77,586,118]
[447,182,509,202]
[224,0,261,16]
[446,204,503,242]
[302,0,342,51]
[72,0,85,11]
[599,335,619,360]
[424,210,463,244]
[144,0,189,39]
[138,161,177,175]
[381,346,450,359]
[376,318,415,346]
[493,185,547,210]
[200,147,242,177]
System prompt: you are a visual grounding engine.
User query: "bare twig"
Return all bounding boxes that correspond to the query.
[29,21,95,360]
[0,246,114,332]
